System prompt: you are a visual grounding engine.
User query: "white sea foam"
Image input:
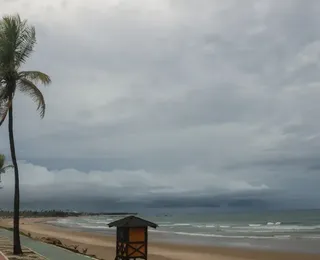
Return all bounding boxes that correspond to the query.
[56,218,70,224]
[266,222,281,225]
[205,225,216,228]
[90,220,113,224]
[252,225,320,231]
[274,235,291,239]
[301,235,320,239]
[150,229,291,240]
[75,224,110,230]
[48,215,320,242]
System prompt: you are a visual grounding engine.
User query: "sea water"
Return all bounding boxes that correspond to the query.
[48,209,320,253]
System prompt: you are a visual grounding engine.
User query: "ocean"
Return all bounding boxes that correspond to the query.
[48,209,320,253]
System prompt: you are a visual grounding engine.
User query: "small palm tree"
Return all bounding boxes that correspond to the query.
[0,154,13,183]
[0,14,51,254]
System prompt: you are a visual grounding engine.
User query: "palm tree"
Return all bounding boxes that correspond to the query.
[0,14,51,255]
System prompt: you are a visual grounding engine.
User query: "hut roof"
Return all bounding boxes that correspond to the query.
[108,215,158,229]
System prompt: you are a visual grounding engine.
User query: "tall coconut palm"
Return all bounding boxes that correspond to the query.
[0,14,51,254]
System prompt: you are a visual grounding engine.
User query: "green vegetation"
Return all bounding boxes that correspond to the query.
[0,14,51,255]
[0,154,13,182]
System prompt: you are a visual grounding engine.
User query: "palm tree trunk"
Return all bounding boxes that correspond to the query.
[8,97,22,255]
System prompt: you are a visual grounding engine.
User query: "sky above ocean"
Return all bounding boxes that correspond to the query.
[0,0,320,210]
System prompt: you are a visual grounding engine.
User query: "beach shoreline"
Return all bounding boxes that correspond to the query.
[0,217,320,260]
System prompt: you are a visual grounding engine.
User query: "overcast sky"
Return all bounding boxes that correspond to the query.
[0,0,320,209]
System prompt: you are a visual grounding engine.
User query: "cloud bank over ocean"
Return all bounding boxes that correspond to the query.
[1,0,320,209]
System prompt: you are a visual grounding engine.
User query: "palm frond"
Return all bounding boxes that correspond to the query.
[15,24,36,67]
[0,100,9,126]
[0,15,19,70]
[18,78,46,118]
[0,165,13,173]
[19,71,51,85]
[0,14,36,69]
[0,84,11,126]
[0,154,4,169]
[0,84,7,99]
[0,15,50,122]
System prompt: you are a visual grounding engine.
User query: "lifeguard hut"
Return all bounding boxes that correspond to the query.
[108,215,158,260]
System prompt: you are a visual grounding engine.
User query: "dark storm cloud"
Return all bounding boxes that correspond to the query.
[0,0,320,208]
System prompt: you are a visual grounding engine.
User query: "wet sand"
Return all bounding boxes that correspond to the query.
[0,218,320,260]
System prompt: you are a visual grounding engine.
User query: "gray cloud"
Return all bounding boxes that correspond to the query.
[0,0,320,209]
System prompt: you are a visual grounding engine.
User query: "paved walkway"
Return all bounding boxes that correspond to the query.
[0,229,93,260]
[0,250,8,260]
[0,235,46,260]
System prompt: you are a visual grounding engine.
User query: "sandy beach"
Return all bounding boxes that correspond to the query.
[0,217,320,260]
